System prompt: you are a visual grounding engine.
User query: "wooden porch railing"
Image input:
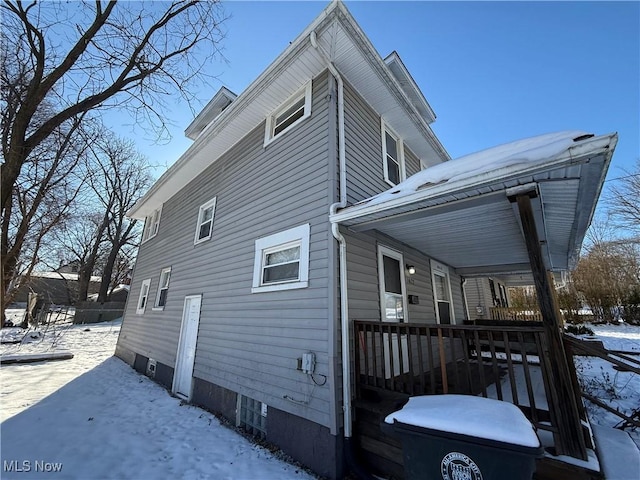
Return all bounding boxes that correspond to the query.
[490,307,543,322]
[354,320,590,457]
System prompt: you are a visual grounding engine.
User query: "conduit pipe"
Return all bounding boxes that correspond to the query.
[311,31,371,479]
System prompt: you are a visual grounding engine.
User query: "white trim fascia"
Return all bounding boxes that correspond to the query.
[329,134,616,225]
[384,51,436,124]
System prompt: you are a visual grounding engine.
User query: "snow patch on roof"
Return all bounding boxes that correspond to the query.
[356,130,591,208]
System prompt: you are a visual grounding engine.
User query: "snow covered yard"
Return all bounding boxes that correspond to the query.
[574,323,640,448]
[0,319,315,480]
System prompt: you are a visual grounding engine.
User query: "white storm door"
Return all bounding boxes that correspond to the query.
[172,295,202,400]
[377,246,409,378]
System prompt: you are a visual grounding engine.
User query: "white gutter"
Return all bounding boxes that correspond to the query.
[310,31,353,439]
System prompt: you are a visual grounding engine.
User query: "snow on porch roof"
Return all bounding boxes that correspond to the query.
[331,130,618,277]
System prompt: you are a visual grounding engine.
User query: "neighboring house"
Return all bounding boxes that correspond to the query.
[465,277,511,318]
[87,284,130,304]
[116,2,618,478]
[12,271,100,306]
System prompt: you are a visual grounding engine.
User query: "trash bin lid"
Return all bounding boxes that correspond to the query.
[384,395,540,448]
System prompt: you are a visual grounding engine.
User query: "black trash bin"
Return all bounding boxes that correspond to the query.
[383,395,544,480]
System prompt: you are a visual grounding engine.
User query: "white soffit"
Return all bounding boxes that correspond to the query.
[128,1,448,219]
[335,133,617,276]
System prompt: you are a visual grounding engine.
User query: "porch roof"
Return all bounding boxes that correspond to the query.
[331,131,618,279]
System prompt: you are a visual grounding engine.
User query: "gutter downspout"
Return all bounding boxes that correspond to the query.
[311,31,371,480]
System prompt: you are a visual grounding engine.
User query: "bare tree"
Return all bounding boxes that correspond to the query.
[608,159,640,236]
[88,135,151,303]
[1,113,93,311]
[1,0,226,322]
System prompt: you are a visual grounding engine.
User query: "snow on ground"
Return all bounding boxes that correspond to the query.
[574,323,640,448]
[1,314,638,479]
[0,318,315,480]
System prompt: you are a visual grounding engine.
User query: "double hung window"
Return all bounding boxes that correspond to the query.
[252,224,310,293]
[194,198,217,244]
[136,279,151,315]
[154,267,171,309]
[142,207,162,243]
[381,122,405,186]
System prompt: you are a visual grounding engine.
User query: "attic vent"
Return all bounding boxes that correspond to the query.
[236,395,267,439]
[573,133,594,142]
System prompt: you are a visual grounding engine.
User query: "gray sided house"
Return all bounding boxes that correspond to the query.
[117,2,619,479]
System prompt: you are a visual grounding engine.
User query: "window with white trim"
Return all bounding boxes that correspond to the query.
[264,82,312,145]
[154,267,171,309]
[142,207,162,243]
[381,122,405,186]
[252,224,310,293]
[136,279,151,315]
[194,197,217,244]
[431,260,454,324]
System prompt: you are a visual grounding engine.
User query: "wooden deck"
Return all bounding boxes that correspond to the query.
[352,320,596,479]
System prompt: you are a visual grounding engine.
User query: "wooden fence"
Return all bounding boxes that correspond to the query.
[489,307,543,321]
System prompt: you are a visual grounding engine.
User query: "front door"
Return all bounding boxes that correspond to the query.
[377,246,409,378]
[172,295,202,400]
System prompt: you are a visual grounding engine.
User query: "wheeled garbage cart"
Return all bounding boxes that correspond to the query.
[383,395,544,480]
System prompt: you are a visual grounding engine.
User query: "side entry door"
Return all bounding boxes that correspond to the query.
[172,294,202,400]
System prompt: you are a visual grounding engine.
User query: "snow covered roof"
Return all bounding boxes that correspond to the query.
[30,271,101,283]
[128,0,449,219]
[332,131,617,277]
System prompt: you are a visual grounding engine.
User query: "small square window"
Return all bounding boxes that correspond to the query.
[194,197,217,244]
[264,82,312,145]
[252,224,310,293]
[381,122,405,186]
[154,267,171,309]
[136,279,151,315]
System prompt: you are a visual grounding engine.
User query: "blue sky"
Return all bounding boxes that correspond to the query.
[122,1,639,201]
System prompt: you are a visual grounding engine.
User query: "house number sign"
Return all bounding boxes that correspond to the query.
[440,451,483,480]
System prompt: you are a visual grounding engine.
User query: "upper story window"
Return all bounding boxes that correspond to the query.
[142,207,162,243]
[381,122,405,186]
[194,197,217,245]
[154,267,171,310]
[252,224,310,293]
[264,82,312,146]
